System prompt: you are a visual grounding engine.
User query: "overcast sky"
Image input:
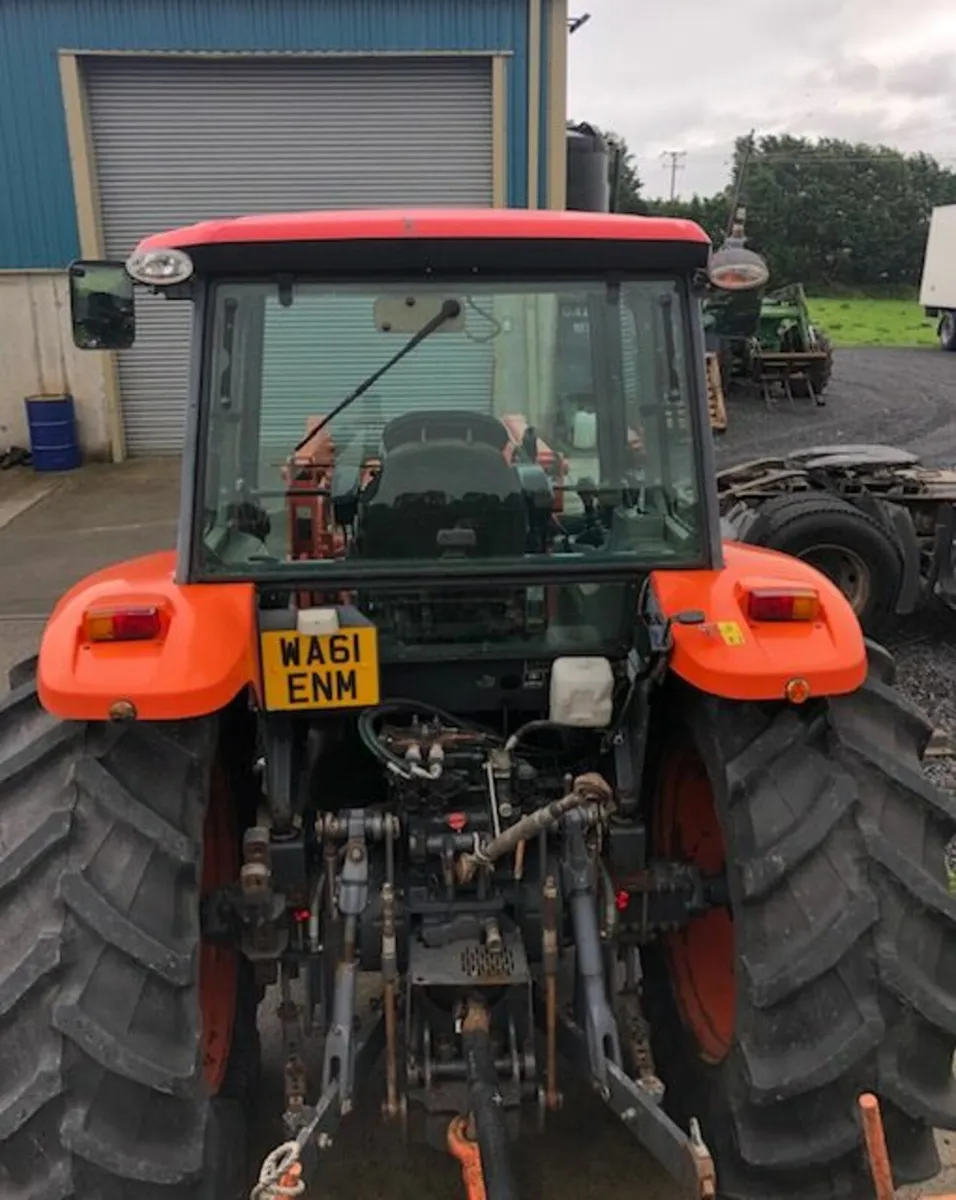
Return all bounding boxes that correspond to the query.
[566,0,956,199]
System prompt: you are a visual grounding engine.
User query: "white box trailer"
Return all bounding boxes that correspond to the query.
[919,203,956,351]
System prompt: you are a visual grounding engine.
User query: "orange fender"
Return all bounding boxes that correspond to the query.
[651,541,867,703]
[37,551,260,722]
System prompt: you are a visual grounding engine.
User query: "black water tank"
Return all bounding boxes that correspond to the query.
[566,122,610,212]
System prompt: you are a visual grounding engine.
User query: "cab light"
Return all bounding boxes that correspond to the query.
[746,588,820,622]
[84,606,163,643]
[125,247,193,286]
[707,246,770,292]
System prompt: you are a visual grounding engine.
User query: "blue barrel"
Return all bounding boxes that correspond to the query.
[24,394,81,472]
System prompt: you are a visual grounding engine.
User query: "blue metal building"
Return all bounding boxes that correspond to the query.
[0,0,568,457]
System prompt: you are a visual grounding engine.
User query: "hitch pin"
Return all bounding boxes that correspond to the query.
[485,760,502,839]
[513,838,526,881]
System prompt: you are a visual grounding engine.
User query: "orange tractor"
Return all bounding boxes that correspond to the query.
[2,208,954,1200]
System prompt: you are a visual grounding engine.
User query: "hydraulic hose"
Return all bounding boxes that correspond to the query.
[456,772,612,885]
[460,1002,519,1200]
[358,699,502,781]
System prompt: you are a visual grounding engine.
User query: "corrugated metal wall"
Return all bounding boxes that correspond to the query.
[84,54,495,454]
[259,291,497,457]
[0,0,536,269]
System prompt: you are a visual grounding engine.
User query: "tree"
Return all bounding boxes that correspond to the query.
[721,134,956,289]
[567,127,956,290]
[642,193,732,243]
[602,131,645,214]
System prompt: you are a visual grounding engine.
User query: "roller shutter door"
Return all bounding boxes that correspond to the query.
[84,55,495,455]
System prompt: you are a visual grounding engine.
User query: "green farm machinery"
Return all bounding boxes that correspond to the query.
[753,282,833,402]
[703,209,834,412]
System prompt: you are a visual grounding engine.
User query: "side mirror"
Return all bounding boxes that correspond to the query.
[68,260,136,350]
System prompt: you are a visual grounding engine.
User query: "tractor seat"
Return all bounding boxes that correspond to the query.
[361,437,528,560]
[381,408,511,454]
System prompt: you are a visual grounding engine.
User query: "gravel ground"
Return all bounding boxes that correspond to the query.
[713,345,956,471]
[715,345,956,795]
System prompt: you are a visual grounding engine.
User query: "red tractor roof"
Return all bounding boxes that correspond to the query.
[136,207,710,253]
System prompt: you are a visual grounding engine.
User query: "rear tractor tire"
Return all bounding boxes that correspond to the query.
[0,658,260,1200]
[642,658,956,1199]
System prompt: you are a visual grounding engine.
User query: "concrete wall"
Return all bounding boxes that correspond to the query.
[0,273,111,459]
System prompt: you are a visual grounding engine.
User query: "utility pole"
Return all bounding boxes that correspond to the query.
[726,129,755,236]
[660,150,686,201]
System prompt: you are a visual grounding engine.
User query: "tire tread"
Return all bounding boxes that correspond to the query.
[646,661,956,1199]
[0,657,250,1199]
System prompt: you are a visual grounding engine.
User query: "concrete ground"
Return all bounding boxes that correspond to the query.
[2,348,955,1197]
[0,457,180,682]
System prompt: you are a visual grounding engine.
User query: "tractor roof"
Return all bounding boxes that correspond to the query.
[135,207,710,253]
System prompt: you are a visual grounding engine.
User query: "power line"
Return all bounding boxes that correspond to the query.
[660,150,687,200]
[740,153,955,164]
[650,148,956,166]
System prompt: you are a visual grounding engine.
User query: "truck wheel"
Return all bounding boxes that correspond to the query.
[0,660,260,1199]
[642,662,956,1199]
[741,492,903,639]
[940,312,956,352]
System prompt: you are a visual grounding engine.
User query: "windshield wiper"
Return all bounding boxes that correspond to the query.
[291,298,462,454]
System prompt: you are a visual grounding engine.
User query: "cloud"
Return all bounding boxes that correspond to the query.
[808,52,956,102]
[885,55,956,100]
[567,0,956,198]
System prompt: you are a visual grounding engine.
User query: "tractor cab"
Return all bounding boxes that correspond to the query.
[29,210,931,1200]
[68,210,720,695]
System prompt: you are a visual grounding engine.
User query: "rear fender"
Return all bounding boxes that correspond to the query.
[37,551,260,721]
[651,541,866,702]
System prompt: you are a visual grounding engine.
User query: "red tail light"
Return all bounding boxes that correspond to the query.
[84,605,163,643]
[746,587,819,623]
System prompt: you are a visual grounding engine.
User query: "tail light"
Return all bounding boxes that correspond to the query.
[84,605,164,643]
[746,587,819,623]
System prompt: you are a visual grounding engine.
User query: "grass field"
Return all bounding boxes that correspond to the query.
[807,296,939,348]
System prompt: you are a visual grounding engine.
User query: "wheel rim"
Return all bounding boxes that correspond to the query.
[943,314,955,343]
[796,543,870,613]
[656,742,734,1065]
[199,761,239,1093]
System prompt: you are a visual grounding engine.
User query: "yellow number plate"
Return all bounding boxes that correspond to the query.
[259,627,380,711]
